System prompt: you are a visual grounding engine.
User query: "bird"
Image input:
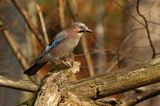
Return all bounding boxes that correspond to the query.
[24,22,92,76]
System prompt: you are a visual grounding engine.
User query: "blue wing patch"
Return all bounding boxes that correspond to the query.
[44,35,65,53]
[34,35,65,63]
[49,35,65,48]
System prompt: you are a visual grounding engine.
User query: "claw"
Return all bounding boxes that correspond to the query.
[61,60,72,68]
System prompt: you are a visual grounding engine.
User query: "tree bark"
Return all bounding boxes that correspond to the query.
[66,57,160,99]
[0,57,160,105]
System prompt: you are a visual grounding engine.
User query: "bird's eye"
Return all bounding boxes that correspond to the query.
[80,25,84,30]
[78,25,85,33]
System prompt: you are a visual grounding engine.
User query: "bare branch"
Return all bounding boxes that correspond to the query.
[0,76,37,92]
[136,0,156,58]
[3,29,28,69]
[0,57,160,102]
[36,4,49,45]
[0,26,8,30]
[11,0,45,47]
[114,0,145,26]
[59,0,66,29]
[81,37,95,76]
[66,0,78,22]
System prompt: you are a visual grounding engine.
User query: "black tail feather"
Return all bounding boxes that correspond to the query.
[24,62,47,76]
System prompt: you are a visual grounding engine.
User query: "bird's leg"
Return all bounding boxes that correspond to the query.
[60,60,72,68]
[65,53,74,66]
[48,53,74,68]
[49,56,72,68]
[63,56,74,68]
[59,53,74,68]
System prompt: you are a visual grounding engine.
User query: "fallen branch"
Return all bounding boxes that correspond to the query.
[33,62,109,106]
[0,76,37,92]
[119,83,160,106]
[34,62,83,106]
[0,57,160,101]
[66,57,160,99]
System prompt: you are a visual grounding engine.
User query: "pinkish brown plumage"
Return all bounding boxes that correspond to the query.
[24,22,92,76]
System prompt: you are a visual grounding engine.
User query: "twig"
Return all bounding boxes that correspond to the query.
[36,4,49,45]
[127,0,160,27]
[66,0,78,21]
[106,27,144,72]
[3,30,28,69]
[147,20,160,26]
[11,0,45,47]
[74,48,110,57]
[95,0,107,74]
[3,29,38,85]
[0,76,37,92]
[0,26,8,30]
[136,0,156,58]
[58,0,66,29]
[66,0,95,76]
[81,37,95,76]
[106,56,119,72]
[114,0,145,26]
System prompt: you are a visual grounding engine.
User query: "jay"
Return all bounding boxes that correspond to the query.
[24,22,92,76]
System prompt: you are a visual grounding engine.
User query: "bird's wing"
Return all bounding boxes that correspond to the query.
[48,34,66,48]
[34,34,66,63]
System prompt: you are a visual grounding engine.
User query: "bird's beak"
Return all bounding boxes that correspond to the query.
[85,28,93,33]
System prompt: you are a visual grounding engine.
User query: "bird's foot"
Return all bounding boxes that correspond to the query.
[51,57,74,69]
[61,60,73,68]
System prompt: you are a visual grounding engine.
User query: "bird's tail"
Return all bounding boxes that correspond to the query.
[24,62,47,76]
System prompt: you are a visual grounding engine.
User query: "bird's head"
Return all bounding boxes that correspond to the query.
[71,22,93,33]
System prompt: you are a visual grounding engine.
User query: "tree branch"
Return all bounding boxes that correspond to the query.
[119,83,160,106]
[59,0,66,29]
[11,0,45,47]
[136,0,156,58]
[3,29,28,69]
[36,4,49,46]
[34,62,81,106]
[114,0,145,26]
[66,57,160,99]
[0,57,160,101]
[0,76,37,92]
